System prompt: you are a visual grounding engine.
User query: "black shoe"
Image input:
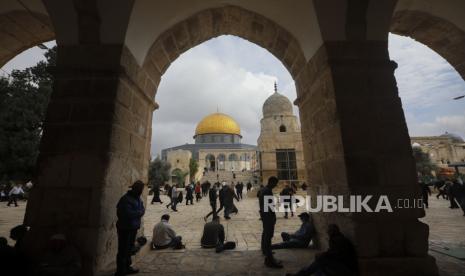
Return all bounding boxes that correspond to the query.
[265,257,283,269]
[225,216,231,220]
[126,267,139,274]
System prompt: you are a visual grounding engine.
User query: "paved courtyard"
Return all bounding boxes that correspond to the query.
[1,190,464,275]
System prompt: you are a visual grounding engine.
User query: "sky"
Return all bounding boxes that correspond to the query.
[2,35,465,158]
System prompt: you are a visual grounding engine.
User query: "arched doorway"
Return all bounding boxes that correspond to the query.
[205,154,216,171]
[217,154,226,171]
[228,153,239,171]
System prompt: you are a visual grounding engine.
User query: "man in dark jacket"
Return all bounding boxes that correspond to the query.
[185,183,194,205]
[115,180,145,276]
[287,224,358,276]
[223,184,239,220]
[259,176,282,268]
[204,185,218,221]
[201,216,225,248]
[280,183,294,218]
[216,182,227,216]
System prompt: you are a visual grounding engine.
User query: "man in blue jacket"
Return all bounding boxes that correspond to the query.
[115,180,145,276]
[271,212,314,249]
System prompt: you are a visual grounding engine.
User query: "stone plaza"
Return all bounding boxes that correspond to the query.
[1,191,464,275]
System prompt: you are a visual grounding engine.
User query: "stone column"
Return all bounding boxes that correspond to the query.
[24,45,156,275]
[295,41,438,276]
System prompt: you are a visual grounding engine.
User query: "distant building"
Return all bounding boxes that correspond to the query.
[161,84,307,186]
[411,132,465,174]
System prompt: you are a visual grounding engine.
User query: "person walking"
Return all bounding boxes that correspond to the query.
[235,182,241,201]
[259,176,282,268]
[150,183,163,204]
[185,183,194,205]
[115,180,145,276]
[216,182,226,216]
[166,184,178,211]
[280,184,294,218]
[223,184,239,220]
[195,182,202,202]
[204,185,218,221]
[7,184,24,207]
[420,181,431,208]
[237,182,244,200]
[247,182,252,192]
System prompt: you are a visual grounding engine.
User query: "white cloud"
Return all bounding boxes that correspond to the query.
[389,33,465,139]
[152,36,296,155]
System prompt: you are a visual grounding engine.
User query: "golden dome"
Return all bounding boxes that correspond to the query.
[195,113,241,136]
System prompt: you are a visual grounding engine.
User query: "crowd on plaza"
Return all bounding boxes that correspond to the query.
[4,174,463,276]
[419,176,465,216]
[112,177,358,276]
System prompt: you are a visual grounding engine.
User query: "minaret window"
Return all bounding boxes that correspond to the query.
[276,149,298,180]
[279,125,286,132]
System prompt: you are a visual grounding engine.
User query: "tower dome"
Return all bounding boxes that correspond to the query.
[194,112,241,137]
[439,132,464,143]
[262,83,293,118]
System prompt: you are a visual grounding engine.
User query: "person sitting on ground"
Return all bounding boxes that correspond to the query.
[271,213,315,250]
[10,224,31,275]
[0,237,15,275]
[200,216,235,252]
[152,214,184,249]
[286,224,358,276]
[36,234,82,276]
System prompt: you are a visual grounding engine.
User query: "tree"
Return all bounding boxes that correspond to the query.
[148,157,171,187]
[189,158,199,182]
[0,47,56,182]
[172,169,188,187]
[412,147,438,180]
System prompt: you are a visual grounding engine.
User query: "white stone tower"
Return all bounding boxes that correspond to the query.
[257,83,306,185]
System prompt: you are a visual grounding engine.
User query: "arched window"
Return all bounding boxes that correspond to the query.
[206,154,216,171]
[228,153,238,161]
[217,154,226,171]
[279,125,286,132]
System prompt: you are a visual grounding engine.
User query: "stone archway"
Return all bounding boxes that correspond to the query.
[391,10,465,81]
[10,1,450,274]
[139,5,307,99]
[0,10,54,67]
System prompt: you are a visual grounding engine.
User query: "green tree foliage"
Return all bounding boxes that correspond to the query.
[0,47,56,182]
[148,157,171,187]
[172,169,188,187]
[189,158,198,182]
[412,147,438,179]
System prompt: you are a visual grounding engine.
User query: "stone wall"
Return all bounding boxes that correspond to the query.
[294,41,437,275]
[167,149,192,185]
[24,44,156,274]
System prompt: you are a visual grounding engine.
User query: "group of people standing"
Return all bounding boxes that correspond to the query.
[428,177,465,215]
[1,183,26,207]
